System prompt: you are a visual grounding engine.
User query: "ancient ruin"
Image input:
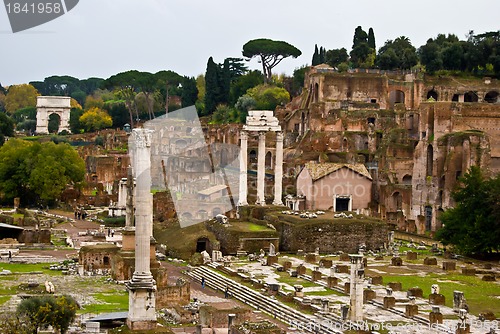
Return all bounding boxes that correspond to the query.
[35,96,71,134]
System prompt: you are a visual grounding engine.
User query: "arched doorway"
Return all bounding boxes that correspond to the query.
[464,91,478,102]
[48,113,61,133]
[389,90,405,109]
[426,89,438,101]
[402,174,412,185]
[485,91,499,103]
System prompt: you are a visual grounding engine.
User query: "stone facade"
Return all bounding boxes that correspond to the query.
[36,96,71,134]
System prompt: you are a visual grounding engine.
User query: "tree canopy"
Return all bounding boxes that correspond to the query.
[436,166,500,256]
[79,107,113,132]
[377,36,418,70]
[0,139,85,206]
[242,38,301,82]
[5,84,39,114]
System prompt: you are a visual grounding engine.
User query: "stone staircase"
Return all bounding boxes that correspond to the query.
[187,264,347,334]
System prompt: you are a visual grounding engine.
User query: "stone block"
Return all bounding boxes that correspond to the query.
[363,289,376,303]
[296,265,307,275]
[482,263,492,269]
[479,311,496,321]
[429,311,443,324]
[266,255,278,266]
[344,282,350,294]
[311,270,322,281]
[369,275,383,285]
[282,261,292,270]
[424,257,438,265]
[408,287,423,298]
[429,293,446,305]
[337,265,349,273]
[339,253,350,261]
[383,296,396,308]
[374,255,384,260]
[327,276,338,288]
[482,274,496,281]
[405,304,418,317]
[461,267,476,276]
[305,253,319,264]
[391,257,403,266]
[442,261,456,271]
[387,282,402,291]
[319,259,333,268]
[406,251,418,260]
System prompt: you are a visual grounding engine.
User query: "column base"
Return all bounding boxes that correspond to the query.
[126,319,157,331]
[272,200,283,206]
[237,201,248,207]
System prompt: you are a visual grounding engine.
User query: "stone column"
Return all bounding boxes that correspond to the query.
[349,254,364,322]
[273,132,284,206]
[126,129,156,330]
[125,166,135,228]
[238,131,248,206]
[256,131,266,206]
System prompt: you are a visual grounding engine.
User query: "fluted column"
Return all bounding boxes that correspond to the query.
[256,131,266,206]
[273,131,284,205]
[238,131,248,206]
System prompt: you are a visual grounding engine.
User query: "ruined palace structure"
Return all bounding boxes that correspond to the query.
[279,64,500,233]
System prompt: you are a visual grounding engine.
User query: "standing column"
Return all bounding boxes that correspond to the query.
[349,254,364,322]
[127,129,156,330]
[238,131,248,206]
[273,131,284,205]
[256,131,266,206]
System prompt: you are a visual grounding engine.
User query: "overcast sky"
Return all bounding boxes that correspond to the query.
[1,0,499,86]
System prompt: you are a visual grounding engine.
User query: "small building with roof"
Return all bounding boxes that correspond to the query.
[296,162,372,211]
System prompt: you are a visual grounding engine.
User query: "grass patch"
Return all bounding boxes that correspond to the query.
[382,273,500,317]
[0,295,11,305]
[230,222,274,232]
[0,263,60,275]
[81,290,129,314]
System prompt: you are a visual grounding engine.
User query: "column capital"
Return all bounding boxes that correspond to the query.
[276,131,284,141]
[240,130,248,140]
[258,131,267,138]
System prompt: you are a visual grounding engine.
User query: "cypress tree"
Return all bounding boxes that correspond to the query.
[368,28,376,50]
[312,44,320,66]
[319,47,326,64]
[219,59,231,105]
[204,57,220,115]
[352,26,368,49]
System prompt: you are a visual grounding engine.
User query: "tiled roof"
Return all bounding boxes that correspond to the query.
[304,162,372,181]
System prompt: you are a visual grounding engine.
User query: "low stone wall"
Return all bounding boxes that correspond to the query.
[278,219,388,253]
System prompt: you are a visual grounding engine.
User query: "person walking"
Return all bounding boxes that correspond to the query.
[224,285,229,298]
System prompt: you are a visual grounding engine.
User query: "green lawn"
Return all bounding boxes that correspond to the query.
[0,263,60,275]
[382,273,500,317]
[80,290,129,314]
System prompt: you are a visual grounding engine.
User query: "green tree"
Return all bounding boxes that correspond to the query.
[242,38,302,82]
[246,84,290,110]
[419,39,443,73]
[204,56,220,115]
[291,65,309,95]
[5,84,39,114]
[368,27,376,50]
[326,48,349,68]
[312,44,320,66]
[69,107,84,134]
[376,36,418,70]
[0,112,14,145]
[212,104,241,124]
[79,107,113,132]
[181,76,198,107]
[229,70,264,105]
[436,166,500,255]
[352,26,368,49]
[17,295,78,334]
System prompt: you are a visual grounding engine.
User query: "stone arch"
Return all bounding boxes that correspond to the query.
[265,151,273,169]
[426,145,433,177]
[464,91,478,102]
[181,212,192,220]
[36,96,71,134]
[402,174,412,185]
[314,82,319,102]
[426,89,438,101]
[389,90,405,109]
[484,91,499,103]
[48,113,61,133]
